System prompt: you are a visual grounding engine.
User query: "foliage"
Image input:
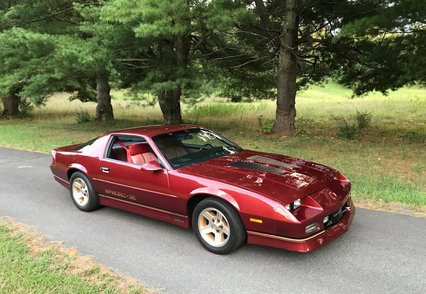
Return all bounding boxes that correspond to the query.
[257,115,275,134]
[1,0,425,127]
[296,118,316,136]
[75,108,92,124]
[332,116,360,140]
[101,1,193,110]
[0,0,142,119]
[18,98,34,117]
[199,0,426,132]
[332,111,373,139]
[337,0,426,95]
[356,111,373,130]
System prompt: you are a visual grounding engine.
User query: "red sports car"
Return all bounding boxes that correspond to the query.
[50,125,354,254]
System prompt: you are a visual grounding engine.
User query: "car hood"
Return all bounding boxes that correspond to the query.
[180,150,338,204]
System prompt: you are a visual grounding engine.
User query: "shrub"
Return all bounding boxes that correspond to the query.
[75,108,92,124]
[332,116,359,139]
[230,95,242,103]
[296,117,315,136]
[356,110,373,129]
[18,98,34,117]
[332,111,373,140]
[257,115,275,134]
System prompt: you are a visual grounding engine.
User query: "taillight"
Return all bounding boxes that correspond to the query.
[51,150,57,163]
[336,172,349,182]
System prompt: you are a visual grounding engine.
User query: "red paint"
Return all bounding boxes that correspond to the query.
[50,125,355,252]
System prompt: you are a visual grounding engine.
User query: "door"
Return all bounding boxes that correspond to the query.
[94,134,179,211]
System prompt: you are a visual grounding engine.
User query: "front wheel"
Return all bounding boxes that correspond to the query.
[69,172,100,212]
[192,198,246,254]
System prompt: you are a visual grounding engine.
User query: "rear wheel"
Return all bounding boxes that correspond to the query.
[192,198,246,254]
[69,172,100,212]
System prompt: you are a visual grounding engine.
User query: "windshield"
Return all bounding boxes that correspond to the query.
[153,128,242,169]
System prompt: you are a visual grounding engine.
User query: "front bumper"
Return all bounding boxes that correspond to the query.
[247,197,355,252]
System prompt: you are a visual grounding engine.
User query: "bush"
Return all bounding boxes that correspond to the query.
[333,117,359,139]
[258,115,275,134]
[75,108,92,124]
[296,117,316,136]
[230,95,242,103]
[18,98,34,117]
[356,110,372,129]
[332,111,373,139]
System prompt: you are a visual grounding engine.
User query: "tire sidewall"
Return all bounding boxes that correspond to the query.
[69,172,99,212]
[192,198,246,254]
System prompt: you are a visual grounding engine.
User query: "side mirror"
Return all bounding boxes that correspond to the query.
[140,161,163,172]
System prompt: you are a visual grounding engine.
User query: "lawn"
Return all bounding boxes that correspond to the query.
[0,82,425,211]
[0,218,147,293]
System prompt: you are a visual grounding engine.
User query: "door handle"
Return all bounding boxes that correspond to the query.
[101,167,110,173]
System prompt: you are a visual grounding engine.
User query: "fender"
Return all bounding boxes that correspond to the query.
[189,187,240,211]
[67,163,88,177]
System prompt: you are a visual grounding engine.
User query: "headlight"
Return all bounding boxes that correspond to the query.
[285,198,302,211]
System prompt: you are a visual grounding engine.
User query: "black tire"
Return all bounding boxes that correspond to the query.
[192,198,246,254]
[69,172,100,212]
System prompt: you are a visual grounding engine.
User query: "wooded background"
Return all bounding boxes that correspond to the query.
[1,0,425,134]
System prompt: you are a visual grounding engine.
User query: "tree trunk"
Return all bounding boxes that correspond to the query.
[274,0,298,134]
[95,72,114,121]
[158,88,182,124]
[157,29,189,125]
[2,85,21,117]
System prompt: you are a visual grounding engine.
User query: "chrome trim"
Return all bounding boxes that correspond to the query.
[248,230,325,243]
[95,178,177,198]
[99,194,187,219]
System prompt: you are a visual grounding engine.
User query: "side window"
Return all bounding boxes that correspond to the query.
[106,135,158,165]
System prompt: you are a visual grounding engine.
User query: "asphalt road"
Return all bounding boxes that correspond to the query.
[0,147,425,294]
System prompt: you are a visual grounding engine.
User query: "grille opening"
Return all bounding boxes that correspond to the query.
[324,202,349,229]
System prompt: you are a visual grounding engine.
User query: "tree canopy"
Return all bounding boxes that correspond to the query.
[0,0,424,131]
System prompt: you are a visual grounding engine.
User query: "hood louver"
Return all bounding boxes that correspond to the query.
[229,161,284,175]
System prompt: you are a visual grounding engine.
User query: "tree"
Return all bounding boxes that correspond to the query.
[0,0,26,117]
[202,0,425,134]
[336,0,426,94]
[0,0,133,120]
[101,0,218,124]
[0,28,58,117]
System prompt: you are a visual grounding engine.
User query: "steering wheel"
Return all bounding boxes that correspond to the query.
[199,144,213,151]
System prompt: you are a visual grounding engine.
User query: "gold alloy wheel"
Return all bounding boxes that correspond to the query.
[198,208,231,247]
[72,178,89,207]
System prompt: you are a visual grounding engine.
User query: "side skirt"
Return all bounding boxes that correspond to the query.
[53,175,69,189]
[99,195,189,229]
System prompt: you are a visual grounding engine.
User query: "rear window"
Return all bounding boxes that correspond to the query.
[76,137,98,151]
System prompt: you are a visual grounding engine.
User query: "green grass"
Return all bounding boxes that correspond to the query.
[0,222,145,293]
[0,82,425,208]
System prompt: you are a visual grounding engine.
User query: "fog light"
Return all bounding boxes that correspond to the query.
[305,222,319,234]
[323,215,329,224]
